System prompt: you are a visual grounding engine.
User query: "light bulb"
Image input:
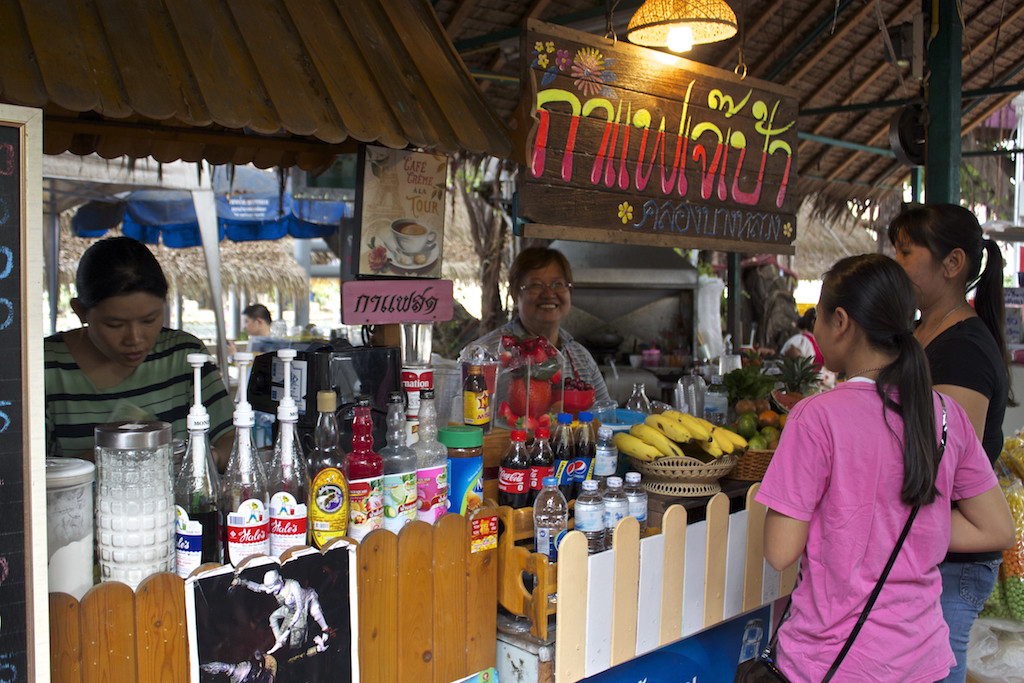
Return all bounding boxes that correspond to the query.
[667,24,694,53]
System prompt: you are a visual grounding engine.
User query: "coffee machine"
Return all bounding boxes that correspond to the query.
[248,341,401,452]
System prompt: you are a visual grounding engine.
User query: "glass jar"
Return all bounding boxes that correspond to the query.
[94,421,174,589]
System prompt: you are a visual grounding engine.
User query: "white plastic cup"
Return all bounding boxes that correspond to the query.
[46,458,96,599]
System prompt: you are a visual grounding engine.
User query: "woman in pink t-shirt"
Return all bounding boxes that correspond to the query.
[756,254,1013,682]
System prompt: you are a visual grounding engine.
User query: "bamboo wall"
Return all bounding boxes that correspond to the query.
[49,514,496,683]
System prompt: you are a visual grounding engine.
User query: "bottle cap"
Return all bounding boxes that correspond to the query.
[712,375,724,383]
[557,412,572,424]
[438,425,484,449]
[186,353,210,432]
[607,476,623,488]
[388,391,404,404]
[511,429,527,441]
[420,388,435,400]
[535,426,550,440]
[357,396,371,407]
[581,479,598,492]
[578,411,593,422]
[542,476,559,487]
[597,426,613,439]
[625,471,641,484]
[317,390,337,413]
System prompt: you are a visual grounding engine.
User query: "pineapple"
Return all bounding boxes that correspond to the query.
[776,356,821,395]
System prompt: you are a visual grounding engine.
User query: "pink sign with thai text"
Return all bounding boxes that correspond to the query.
[341,279,453,324]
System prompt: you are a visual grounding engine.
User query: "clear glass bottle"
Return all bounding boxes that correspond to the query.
[266,349,309,557]
[308,390,349,549]
[413,389,449,523]
[625,383,652,414]
[593,425,618,490]
[601,476,629,550]
[704,374,729,426]
[533,476,568,562]
[575,479,605,555]
[624,471,648,537]
[219,352,271,566]
[380,392,418,532]
[174,353,221,576]
[347,397,384,541]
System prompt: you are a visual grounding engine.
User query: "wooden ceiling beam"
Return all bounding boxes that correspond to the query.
[714,0,787,70]
[783,0,876,88]
[444,0,481,36]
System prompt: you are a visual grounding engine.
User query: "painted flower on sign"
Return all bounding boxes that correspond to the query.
[538,53,549,69]
[618,202,633,224]
[556,49,571,71]
[571,47,617,97]
[783,222,793,238]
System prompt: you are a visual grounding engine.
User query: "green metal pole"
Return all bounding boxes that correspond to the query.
[925,0,962,204]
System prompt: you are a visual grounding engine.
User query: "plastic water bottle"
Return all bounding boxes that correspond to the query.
[704,374,729,426]
[593,426,618,490]
[575,479,605,554]
[602,476,629,550]
[624,471,648,536]
[533,476,568,562]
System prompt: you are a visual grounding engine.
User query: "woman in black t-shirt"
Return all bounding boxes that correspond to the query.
[889,203,1012,683]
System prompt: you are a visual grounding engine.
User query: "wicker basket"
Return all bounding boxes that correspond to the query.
[728,449,775,481]
[629,453,738,497]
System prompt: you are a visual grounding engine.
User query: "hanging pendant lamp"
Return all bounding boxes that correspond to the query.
[626,0,738,53]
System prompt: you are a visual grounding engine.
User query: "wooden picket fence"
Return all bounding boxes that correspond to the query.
[553,483,797,682]
[49,513,496,683]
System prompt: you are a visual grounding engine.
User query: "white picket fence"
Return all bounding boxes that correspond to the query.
[554,482,798,682]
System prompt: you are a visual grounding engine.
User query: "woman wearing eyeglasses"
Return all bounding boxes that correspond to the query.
[468,246,610,406]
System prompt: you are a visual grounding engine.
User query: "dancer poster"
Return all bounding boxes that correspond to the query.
[186,543,358,683]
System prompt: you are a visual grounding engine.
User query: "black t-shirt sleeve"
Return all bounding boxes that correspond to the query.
[927,334,998,397]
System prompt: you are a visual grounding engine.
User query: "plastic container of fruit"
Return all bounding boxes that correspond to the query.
[596,408,647,433]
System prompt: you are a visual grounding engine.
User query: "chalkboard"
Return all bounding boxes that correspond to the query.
[0,106,44,682]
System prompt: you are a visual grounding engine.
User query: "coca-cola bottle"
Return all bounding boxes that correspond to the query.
[174,353,221,576]
[528,426,554,506]
[308,391,349,549]
[266,349,309,557]
[498,429,531,508]
[380,392,418,532]
[346,397,384,541]
[219,352,271,566]
[551,412,575,501]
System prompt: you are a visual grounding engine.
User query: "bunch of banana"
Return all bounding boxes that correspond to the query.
[612,411,749,462]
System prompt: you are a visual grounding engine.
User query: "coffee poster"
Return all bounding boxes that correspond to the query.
[356,144,448,278]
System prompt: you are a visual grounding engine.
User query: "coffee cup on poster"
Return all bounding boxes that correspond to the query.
[391,218,437,255]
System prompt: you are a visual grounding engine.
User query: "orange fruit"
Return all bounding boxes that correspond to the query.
[778,413,787,429]
[735,398,756,415]
[758,409,780,429]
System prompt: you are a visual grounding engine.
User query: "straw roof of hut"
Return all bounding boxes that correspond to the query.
[791,196,889,282]
[57,216,311,299]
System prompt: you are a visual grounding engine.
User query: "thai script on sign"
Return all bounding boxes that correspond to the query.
[353,287,440,315]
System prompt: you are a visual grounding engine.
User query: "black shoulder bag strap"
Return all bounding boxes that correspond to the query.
[818,396,947,682]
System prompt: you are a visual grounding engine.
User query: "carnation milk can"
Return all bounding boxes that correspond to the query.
[95,421,175,589]
[45,457,96,599]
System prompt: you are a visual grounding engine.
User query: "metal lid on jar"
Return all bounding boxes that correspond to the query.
[94,421,172,449]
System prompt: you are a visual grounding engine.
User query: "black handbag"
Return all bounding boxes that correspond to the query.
[736,398,947,683]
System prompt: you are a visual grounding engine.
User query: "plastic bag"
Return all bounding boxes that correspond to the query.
[981,465,1024,622]
[967,618,1024,683]
[696,274,725,361]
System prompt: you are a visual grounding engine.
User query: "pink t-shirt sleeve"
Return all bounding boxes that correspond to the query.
[755,400,830,522]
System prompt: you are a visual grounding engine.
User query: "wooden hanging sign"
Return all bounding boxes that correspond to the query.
[341,279,453,325]
[513,20,800,254]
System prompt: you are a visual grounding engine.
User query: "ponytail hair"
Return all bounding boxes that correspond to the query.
[888,203,1013,404]
[820,254,940,507]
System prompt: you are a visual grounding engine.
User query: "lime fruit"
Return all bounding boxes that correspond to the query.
[760,426,781,444]
[737,412,760,439]
[748,434,769,451]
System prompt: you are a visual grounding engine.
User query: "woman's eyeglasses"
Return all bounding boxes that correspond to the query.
[519,281,573,295]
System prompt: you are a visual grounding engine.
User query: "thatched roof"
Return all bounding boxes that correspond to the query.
[792,196,889,282]
[58,217,310,299]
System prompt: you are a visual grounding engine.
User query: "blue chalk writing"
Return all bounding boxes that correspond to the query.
[0,247,10,279]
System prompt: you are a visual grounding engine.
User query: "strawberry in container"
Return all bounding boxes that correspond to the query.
[494,334,562,433]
